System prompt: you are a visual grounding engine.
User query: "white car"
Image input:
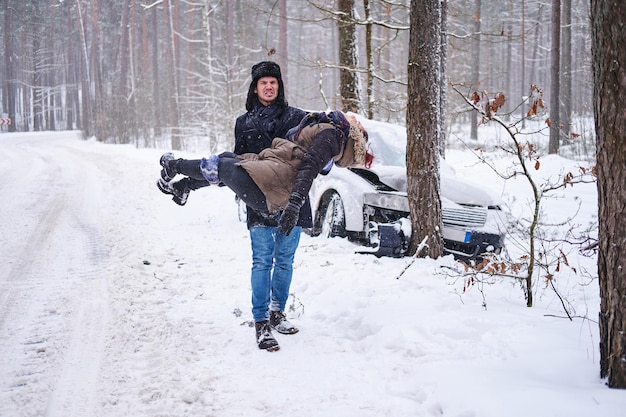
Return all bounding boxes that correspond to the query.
[308,116,506,259]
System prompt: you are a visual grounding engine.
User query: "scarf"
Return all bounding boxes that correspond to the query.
[254,100,284,138]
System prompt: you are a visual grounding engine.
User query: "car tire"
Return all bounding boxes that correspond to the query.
[319,192,347,238]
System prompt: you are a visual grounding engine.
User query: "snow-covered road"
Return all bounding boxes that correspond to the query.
[0,131,624,417]
[0,132,114,416]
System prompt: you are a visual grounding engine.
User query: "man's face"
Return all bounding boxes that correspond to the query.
[254,76,279,106]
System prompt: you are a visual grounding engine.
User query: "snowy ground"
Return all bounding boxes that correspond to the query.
[0,130,623,417]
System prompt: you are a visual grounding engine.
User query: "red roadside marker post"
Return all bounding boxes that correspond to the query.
[0,118,12,132]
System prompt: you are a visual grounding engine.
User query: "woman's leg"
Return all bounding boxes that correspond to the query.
[175,159,207,181]
[159,154,269,213]
[157,156,209,205]
[218,157,269,214]
[161,153,207,183]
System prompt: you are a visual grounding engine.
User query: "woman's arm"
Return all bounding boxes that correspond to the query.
[290,129,341,197]
[278,128,342,235]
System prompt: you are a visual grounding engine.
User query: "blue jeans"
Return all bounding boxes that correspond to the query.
[249,225,302,322]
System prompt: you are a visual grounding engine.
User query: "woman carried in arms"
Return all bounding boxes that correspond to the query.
[156,110,371,236]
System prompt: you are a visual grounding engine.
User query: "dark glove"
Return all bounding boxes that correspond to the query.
[218,151,239,159]
[278,193,305,236]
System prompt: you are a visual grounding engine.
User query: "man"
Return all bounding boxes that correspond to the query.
[157,61,309,351]
[234,61,308,352]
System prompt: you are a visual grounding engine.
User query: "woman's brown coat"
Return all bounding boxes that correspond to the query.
[236,123,357,212]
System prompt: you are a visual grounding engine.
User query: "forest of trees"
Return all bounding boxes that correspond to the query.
[1,0,624,389]
[1,0,592,153]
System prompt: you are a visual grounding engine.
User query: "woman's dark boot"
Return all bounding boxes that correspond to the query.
[156,178,190,206]
[160,152,179,181]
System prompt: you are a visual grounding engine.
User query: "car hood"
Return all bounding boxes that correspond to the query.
[363,165,500,208]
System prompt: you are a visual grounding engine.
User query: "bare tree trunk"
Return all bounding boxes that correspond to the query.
[278,0,288,85]
[118,0,132,143]
[151,4,161,137]
[439,0,448,157]
[163,0,181,149]
[505,1,513,116]
[45,0,57,131]
[520,0,526,128]
[80,54,91,135]
[592,0,626,389]
[64,43,74,130]
[561,0,572,138]
[363,0,374,119]
[3,0,17,132]
[224,0,235,117]
[90,1,104,140]
[173,0,181,116]
[528,4,546,86]
[337,0,361,113]
[66,2,80,131]
[32,2,44,131]
[549,0,561,154]
[470,0,481,140]
[75,0,92,135]
[406,0,444,258]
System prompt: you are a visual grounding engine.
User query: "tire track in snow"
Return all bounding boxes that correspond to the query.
[44,218,110,417]
[0,133,110,417]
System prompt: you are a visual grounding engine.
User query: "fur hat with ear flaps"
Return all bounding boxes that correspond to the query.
[245,61,287,111]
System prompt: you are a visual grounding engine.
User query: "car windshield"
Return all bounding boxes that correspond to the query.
[358,117,407,168]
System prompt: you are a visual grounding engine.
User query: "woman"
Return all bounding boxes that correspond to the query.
[157,111,370,236]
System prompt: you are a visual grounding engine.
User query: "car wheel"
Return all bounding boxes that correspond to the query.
[320,192,347,238]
